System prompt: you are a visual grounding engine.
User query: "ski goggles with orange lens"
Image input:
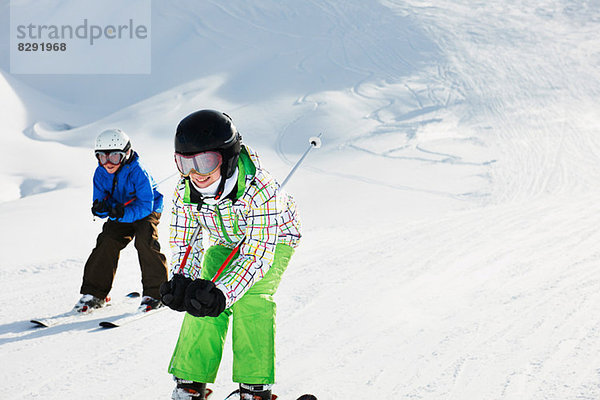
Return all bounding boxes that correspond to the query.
[95,150,127,165]
[174,151,222,177]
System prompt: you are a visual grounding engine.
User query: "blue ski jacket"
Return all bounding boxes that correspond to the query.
[92,151,163,223]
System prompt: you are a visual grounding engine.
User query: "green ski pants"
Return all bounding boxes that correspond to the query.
[168,243,294,384]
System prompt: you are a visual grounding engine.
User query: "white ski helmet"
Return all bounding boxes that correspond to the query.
[95,129,131,152]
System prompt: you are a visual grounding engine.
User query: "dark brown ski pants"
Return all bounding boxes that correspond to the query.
[80,212,168,299]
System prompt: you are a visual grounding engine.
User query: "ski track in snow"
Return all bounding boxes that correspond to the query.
[1,0,600,399]
[278,195,600,399]
[388,0,600,202]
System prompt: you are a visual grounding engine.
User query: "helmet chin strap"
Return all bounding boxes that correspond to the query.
[213,160,230,200]
[214,176,226,200]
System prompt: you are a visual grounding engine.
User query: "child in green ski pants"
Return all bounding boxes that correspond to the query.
[160,110,301,400]
[169,244,294,384]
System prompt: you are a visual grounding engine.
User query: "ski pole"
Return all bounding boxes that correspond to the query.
[92,195,134,222]
[121,173,181,208]
[96,172,179,217]
[124,172,179,207]
[177,135,322,277]
[156,171,179,186]
[176,224,203,274]
[209,134,322,282]
[280,134,322,189]
[210,236,245,283]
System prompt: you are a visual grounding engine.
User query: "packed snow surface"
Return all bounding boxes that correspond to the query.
[1,1,600,399]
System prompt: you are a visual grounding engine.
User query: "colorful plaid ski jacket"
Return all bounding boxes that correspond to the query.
[169,145,301,307]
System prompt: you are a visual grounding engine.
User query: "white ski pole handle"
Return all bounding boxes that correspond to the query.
[280,133,322,190]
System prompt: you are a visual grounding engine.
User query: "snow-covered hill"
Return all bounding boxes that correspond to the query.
[1,1,599,399]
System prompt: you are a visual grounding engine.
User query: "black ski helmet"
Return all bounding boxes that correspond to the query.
[175,109,242,179]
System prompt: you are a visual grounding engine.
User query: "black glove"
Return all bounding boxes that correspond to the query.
[108,203,125,220]
[160,274,193,312]
[91,199,109,217]
[184,279,226,317]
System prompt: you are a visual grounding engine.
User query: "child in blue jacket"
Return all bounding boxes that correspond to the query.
[75,129,168,312]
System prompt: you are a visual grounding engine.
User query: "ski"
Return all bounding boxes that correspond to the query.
[222,390,316,400]
[30,292,141,328]
[31,310,92,328]
[222,391,278,400]
[98,305,167,328]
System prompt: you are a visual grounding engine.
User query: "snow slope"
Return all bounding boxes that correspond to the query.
[1,1,600,399]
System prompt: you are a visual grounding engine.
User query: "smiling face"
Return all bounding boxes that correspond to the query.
[189,167,222,188]
[103,163,120,174]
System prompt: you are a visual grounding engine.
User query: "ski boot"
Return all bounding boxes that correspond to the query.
[172,377,211,399]
[139,295,163,312]
[73,294,110,313]
[224,384,275,400]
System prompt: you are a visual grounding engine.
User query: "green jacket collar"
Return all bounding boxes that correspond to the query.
[183,145,256,204]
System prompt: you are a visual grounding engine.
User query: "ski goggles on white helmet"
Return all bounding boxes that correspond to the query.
[95,150,127,165]
[174,151,222,177]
